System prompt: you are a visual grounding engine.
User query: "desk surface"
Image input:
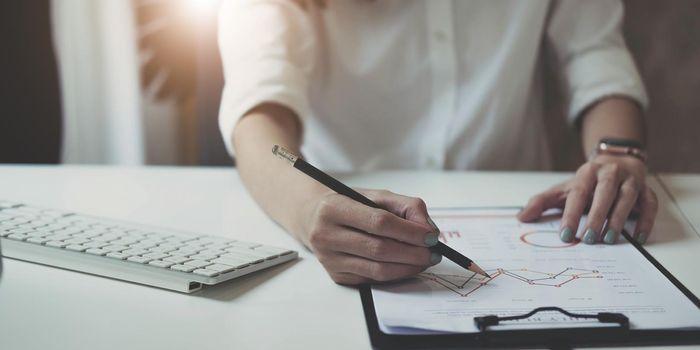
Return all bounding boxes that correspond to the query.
[658,174,700,240]
[0,166,698,350]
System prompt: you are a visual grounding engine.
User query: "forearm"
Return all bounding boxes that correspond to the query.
[580,97,645,154]
[232,104,329,243]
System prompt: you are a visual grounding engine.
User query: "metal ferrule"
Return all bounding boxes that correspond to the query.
[272,145,299,164]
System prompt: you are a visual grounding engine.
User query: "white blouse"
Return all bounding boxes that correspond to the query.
[218,0,647,171]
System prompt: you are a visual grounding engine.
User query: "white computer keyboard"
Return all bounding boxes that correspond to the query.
[0,200,297,293]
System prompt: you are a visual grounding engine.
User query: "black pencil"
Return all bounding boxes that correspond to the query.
[272,145,490,278]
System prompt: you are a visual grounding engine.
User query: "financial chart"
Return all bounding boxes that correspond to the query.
[371,208,700,334]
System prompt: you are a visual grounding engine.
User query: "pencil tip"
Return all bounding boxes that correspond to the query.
[470,264,490,278]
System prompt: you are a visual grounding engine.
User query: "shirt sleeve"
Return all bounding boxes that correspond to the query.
[217,0,317,156]
[547,0,648,125]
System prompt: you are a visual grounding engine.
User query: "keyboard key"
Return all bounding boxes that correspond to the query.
[143,252,169,260]
[229,241,262,249]
[64,238,89,245]
[206,264,236,274]
[26,229,51,237]
[163,256,190,264]
[111,238,140,246]
[52,228,82,236]
[184,259,212,269]
[46,241,70,248]
[106,252,130,260]
[7,233,29,241]
[10,217,32,224]
[66,244,88,252]
[148,245,178,253]
[148,260,174,268]
[127,256,153,264]
[129,242,157,250]
[27,221,51,228]
[86,248,108,256]
[122,248,148,256]
[198,249,226,257]
[44,224,67,231]
[170,264,196,273]
[94,234,120,242]
[27,236,52,244]
[170,248,200,257]
[9,228,34,235]
[211,257,252,269]
[193,269,219,277]
[44,234,72,241]
[253,246,293,256]
[84,241,109,249]
[103,245,128,252]
[188,254,218,261]
[221,251,267,261]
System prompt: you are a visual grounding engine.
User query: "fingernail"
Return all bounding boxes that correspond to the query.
[430,252,442,265]
[583,229,597,245]
[424,233,439,247]
[637,232,648,245]
[603,229,617,244]
[560,227,574,243]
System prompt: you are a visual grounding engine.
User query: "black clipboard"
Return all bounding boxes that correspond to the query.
[360,230,700,349]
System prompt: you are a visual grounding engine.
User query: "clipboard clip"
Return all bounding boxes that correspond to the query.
[473,306,629,331]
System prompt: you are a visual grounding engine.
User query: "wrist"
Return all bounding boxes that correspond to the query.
[588,137,647,164]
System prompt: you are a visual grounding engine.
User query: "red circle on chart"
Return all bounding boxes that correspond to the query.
[520,230,579,248]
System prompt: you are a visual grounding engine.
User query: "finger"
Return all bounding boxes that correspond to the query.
[633,186,658,245]
[328,272,371,285]
[518,184,566,222]
[360,189,431,225]
[318,227,437,266]
[317,195,435,247]
[560,165,597,243]
[602,177,640,244]
[323,253,427,282]
[584,165,623,244]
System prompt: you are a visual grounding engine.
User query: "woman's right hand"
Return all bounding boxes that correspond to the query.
[297,189,442,285]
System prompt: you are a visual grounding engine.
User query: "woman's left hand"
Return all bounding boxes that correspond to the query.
[517,154,658,245]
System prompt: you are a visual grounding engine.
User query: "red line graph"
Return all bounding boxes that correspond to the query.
[420,268,602,298]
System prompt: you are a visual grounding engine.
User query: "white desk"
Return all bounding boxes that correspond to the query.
[658,174,700,240]
[0,166,698,350]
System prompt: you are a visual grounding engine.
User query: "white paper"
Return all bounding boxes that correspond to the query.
[372,208,700,334]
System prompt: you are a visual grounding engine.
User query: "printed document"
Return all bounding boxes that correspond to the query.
[372,208,700,334]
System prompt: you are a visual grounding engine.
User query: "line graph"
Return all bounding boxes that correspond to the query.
[420,268,602,298]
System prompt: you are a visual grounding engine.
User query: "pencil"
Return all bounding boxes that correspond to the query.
[272,145,490,278]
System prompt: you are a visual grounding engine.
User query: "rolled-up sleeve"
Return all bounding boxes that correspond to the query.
[547,0,648,125]
[218,0,317,156]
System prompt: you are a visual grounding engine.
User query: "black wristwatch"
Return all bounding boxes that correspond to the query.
[590,138,647,163]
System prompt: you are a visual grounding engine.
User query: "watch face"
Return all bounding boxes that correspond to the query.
[600,138,644,149]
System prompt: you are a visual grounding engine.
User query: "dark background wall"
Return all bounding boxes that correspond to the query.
[546,0,700,173]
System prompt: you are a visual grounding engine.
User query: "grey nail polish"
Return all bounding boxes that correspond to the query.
[583,229,597,245]
[424,233,439,247]
[637,232,648,245]
[430,252,442,265]
[560,227,574,243]
[603,229,617,244]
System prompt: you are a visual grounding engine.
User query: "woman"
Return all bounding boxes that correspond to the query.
[218,0,657,284]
